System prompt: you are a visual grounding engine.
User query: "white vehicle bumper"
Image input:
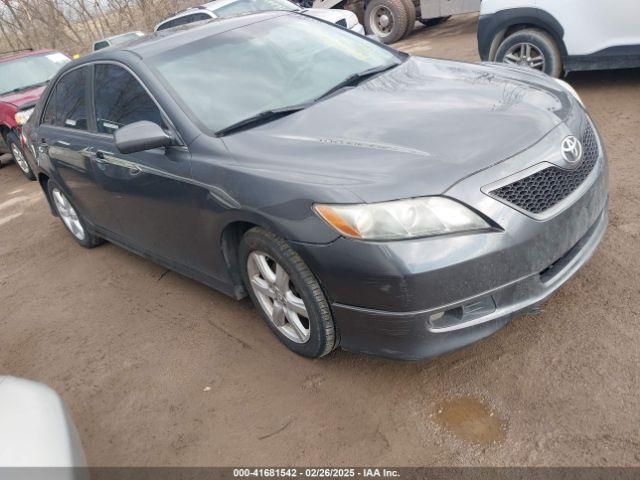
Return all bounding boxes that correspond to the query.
[350,23,365,35]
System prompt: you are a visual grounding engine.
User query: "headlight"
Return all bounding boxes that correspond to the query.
[14,108,34,125]
[554,79,584,107]
[314,197,491,241]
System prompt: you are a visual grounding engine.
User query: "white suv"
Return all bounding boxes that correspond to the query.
[155,0,364,34]
[478,0,640,77]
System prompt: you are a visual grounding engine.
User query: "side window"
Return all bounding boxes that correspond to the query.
[94,64,165,135]
[41,67,89,130]
[42,89,57,125]
[184,13,212,23]
[156,19,177,31]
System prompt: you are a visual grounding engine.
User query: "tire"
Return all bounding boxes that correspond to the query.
[239,227,336,358]
[399,0,416,39]
[494,28,563,78]
[7,132,35,180]
[364,0,410,44]
[47,180,104,249]
[419,15,450,27]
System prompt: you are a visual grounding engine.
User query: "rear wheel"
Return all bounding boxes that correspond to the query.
[399,0,416,38]
[7,132,35,180]
[364,0,410,44]
[494,28,563,77]
[47,180,104,248]
[239,227,336,358]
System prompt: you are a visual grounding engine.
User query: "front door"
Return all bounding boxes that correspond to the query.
[88,63,204,268]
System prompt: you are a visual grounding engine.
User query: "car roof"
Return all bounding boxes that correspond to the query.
[0,49,56,63]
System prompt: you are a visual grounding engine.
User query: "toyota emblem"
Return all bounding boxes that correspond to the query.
[561,136,583,164]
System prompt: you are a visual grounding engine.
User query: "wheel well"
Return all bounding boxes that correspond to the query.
[220,221,258,299]
[0,125,10,143]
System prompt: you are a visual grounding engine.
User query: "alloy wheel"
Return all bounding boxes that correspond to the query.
[11,143,30,174]
[503,42,545,71]
[370,5,394,37]
[51,188,86,241]
[247,251,310,344]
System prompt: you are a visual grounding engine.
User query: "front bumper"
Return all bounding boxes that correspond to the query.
[294,116,609,360]
[328,207,606,360]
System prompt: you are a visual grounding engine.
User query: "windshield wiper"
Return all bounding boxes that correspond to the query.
[215,62,400,136]
[314,62,401,101]
[216,102,312,136]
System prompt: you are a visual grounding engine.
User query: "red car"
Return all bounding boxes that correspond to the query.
[0,49,70,180]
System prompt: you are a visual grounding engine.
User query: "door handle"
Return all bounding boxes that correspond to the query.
[94,150,112,164]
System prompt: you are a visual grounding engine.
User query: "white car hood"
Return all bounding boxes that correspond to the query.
[303,8,358,29]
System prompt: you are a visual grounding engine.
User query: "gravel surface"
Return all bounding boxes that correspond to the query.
[1,14,639,467]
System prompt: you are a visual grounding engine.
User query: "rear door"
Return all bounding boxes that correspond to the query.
[37,65,120,231]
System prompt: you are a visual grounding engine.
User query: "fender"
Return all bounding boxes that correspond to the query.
[477,8,566,62]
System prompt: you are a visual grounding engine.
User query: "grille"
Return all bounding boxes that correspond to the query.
[490,123,599,215]
[335,19,347,28]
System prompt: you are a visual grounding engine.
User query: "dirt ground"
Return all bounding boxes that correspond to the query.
[1,14,639,467]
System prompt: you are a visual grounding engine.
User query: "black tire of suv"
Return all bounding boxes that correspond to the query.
[364,0,410,45]
[495,28,563,78]
[239,227,337,358]
[47,180,104,249]
[419,15,451,27]
[7,132,35,180]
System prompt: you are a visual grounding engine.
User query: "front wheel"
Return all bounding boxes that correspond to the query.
[494,28,563,77]
[364,0,410,44]
[239,227,336,358]
[7,132,35,180]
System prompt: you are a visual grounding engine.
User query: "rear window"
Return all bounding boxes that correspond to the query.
[42,67,89,130]
[156,12,213,31]
[93,41,109,51]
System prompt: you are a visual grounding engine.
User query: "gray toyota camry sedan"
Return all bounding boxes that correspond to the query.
[23,12,608,360]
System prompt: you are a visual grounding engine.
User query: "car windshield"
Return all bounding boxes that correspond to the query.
[149,14,401,134]
[0,52,69,95]
[212,0,299,16]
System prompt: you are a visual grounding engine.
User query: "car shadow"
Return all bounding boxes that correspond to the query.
[566,67,640,88]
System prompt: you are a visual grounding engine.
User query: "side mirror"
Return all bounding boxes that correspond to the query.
[114,120,172,154]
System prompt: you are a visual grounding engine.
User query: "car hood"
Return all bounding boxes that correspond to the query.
[223,57,576,203]
[0,84,46,109]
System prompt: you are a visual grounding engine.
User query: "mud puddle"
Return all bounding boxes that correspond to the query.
[434,396,507,446]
